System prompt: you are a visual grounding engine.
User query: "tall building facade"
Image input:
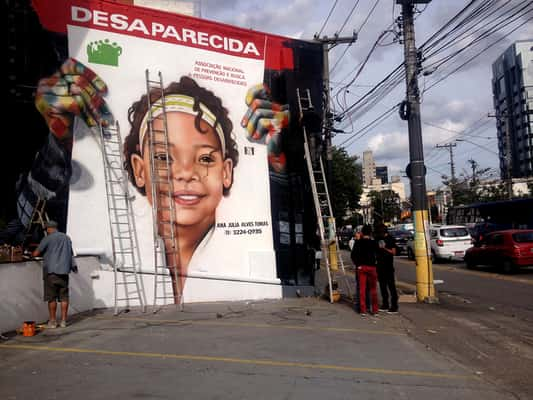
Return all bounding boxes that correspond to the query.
[375,166,388,184]
[492,40,533,180]
[362,150,376,186]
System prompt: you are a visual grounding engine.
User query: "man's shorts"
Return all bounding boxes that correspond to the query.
[43,273,69,302]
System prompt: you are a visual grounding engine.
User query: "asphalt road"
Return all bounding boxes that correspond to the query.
[394,256,533,321]
[0,298,509,400]
[393,255,533,399]
[337,249,533,398]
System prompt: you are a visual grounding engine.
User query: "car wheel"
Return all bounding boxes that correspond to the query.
[431,250,437,263]
[407,248,414,260]
[501,260,515,274]
[465,257,476,269]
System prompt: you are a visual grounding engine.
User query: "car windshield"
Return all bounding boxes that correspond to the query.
[440,228,469,237]
[512,232,533,243]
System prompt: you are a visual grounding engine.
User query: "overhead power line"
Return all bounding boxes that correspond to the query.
[336,0,361,36]
[317,0,339,38]
[330,0,382,74]
[332,0,531,145]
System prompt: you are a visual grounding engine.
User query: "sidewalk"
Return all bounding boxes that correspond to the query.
[0,297,514,400]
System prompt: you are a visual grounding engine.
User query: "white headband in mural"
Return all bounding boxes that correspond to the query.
[139,94,226,156]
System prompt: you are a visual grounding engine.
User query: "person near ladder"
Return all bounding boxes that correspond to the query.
[32,220,77,328]
[375,224,399,313]
[350,224,379,315]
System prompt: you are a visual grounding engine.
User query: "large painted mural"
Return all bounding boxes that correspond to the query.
[23,0,324,301]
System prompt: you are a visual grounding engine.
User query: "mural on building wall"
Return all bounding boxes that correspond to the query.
[24,0,323,301]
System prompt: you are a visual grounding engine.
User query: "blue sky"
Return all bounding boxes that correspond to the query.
[201,0,533,191]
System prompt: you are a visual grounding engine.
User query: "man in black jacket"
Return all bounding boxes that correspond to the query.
[376,224,399,313]
[350,224,379,315]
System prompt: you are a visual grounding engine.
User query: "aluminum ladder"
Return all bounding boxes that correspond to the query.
[297,88,352,302]
[23,197,49,246]
[145,70,183,311]
[100,121,145,315]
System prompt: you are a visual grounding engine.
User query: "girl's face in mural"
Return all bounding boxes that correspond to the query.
[131,112,233,230]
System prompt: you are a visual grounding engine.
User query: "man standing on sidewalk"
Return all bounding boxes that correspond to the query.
[350,224,379,315]
[32,220,77,328]
[376,224,399,313]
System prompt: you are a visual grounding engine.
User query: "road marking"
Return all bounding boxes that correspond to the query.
[397,259,533,286]
[0,344,473,380]
[93,316,405,336]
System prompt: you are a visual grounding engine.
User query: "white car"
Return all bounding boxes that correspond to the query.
[406,225,472,262]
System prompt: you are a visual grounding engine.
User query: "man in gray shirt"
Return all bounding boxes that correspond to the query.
[32,220,76,328]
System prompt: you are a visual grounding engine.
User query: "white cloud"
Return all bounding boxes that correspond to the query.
[203,0,528,190]
[368,131,409,159]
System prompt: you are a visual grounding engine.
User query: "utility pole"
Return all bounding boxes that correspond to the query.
[435,143,457,182]
[313,32,357,185]
[435,142,457,204]
[468,159,478,187]
[398,0,437,303]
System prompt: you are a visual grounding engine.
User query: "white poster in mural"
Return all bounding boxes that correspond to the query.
[62,4,278,299]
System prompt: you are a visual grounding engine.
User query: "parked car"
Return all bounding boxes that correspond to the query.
[388,229,413,256]
[406,224,471,262]
[393,223,414,235]
[470,222,512,245]
[337,226,354,249]
[464,229,533,273]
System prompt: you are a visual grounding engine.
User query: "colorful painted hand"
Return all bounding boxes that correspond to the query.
[35,58,113,139]
[241,84,289,173]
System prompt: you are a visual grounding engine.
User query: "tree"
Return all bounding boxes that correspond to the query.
[368,189,401,224]
[330,146,362,223]
[441,160,503,205]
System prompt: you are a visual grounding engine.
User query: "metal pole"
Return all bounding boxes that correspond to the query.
[322,43,333,186]
[399,0,437,303]
[435,142,457,204]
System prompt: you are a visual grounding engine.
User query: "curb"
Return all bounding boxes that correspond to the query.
[397,280,416,295]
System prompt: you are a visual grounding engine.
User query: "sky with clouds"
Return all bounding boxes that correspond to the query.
[200,0,533,192]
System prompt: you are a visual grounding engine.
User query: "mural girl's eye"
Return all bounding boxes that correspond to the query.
[198,151,217,166]
[154,152,170,162]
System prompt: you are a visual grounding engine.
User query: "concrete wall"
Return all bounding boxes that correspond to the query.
[0,256,300,334]
[0,256,104,334]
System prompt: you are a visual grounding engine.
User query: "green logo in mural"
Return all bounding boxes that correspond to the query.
[87,39,122,67]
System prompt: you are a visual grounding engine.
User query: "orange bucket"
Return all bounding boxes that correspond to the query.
[22,321,36,337]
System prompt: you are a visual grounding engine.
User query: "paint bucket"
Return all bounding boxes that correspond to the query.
[22,321,36,337]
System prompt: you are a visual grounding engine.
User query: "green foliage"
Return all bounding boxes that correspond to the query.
[330,146,362,222]
[441,161,511,205]
[368,189,401,224]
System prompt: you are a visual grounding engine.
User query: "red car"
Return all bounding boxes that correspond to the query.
[464,230,533,273]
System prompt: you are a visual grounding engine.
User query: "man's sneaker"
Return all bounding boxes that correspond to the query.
[47,320,57,329]
[59,320,67,328]
[379,305,389,312]
[387,307,399,314]
[360,313,367,316]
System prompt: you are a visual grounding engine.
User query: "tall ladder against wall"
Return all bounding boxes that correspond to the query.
[100,122,145,315]
[296,88,352,302]
[145,70,183,311]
